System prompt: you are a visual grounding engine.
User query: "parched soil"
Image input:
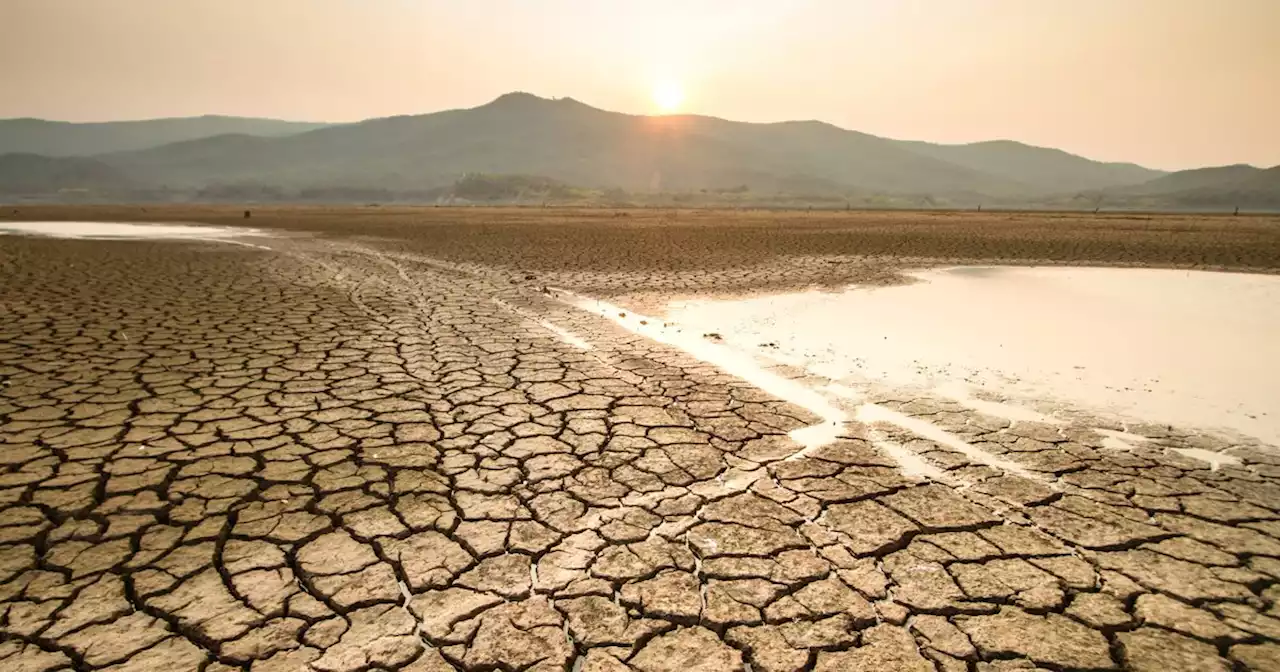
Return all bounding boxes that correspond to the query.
[2,206,1279,671]
[9,205,1280,297]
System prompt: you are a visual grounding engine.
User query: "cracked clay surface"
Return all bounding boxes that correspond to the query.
[2,218,1280,672]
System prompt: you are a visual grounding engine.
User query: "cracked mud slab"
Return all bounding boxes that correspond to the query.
[2,207,1280,671]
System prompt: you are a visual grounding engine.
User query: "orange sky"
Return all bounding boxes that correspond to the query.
[2,0,1277,170]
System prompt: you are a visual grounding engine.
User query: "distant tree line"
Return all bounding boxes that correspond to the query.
[3,168,1277,212]
[451,173,575,201]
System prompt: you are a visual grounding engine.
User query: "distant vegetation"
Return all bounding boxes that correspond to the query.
[1,94,1276,211]
[452,173,577,201]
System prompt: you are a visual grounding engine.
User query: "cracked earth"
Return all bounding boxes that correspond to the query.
[3,212,1280,671]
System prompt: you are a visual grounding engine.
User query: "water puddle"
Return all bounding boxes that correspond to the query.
[0,221,269,247]
[665,266,1280,446]
[558,266,1279,484]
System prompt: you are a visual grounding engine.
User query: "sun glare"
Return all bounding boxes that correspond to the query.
[652,80,685,114]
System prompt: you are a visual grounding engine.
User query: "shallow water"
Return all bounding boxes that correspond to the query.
[0,221,266,243]
[664,266,1280,446]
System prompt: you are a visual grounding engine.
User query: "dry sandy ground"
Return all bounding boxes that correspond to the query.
[2,206,1280,671]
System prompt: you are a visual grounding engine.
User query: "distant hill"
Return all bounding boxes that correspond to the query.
[94,93,1160,199]
[4,93,1267,209]
[899,139,1164,193]
[1114,164,1266,195]
[0,116,330,157]
[1097,164,1280,209]
[0,153,133,193]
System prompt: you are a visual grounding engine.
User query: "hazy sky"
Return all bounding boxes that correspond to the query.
[3,0,1277,170]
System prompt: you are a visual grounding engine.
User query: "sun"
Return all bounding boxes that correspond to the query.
[652,79,685,114]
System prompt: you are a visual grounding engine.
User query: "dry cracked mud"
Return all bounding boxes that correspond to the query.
[3,208,1280,671]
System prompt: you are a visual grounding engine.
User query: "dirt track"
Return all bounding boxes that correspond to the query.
[2,207,1280,671]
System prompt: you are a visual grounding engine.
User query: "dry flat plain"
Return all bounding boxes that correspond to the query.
[2,206,1280,672]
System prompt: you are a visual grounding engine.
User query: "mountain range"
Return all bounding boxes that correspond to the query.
[0,116,329,158]
[1,92,1275,209]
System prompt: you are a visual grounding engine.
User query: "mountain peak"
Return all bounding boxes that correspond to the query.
[483,92,599,112]
[488,91,547,105]
[485,92,570,110]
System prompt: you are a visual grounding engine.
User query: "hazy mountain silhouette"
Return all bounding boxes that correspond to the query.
[0,116,329,157]
[92,94,995,195]
[0,153,133,193]
[4,93,1275,208]
[95,93,1163,196]
[1098,164,1280,208]
[899,139,1162,193]
[1112,164,1267,194]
